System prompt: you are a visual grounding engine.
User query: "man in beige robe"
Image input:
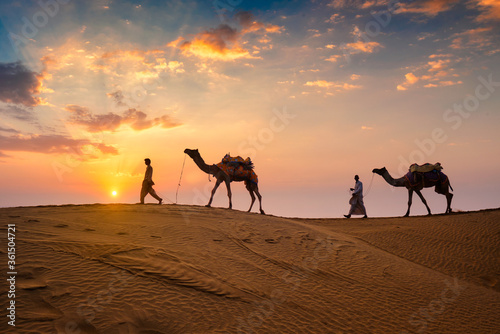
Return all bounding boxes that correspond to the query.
[344,175,367,218]
[140,158,162,204]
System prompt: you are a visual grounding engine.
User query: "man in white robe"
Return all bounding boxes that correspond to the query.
[140,158,162,204]
[344,175,367,218]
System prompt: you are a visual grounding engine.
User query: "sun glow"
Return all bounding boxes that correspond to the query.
[112,190,117,197]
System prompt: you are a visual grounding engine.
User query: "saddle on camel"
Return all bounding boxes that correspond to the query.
[404,162,448,188]
[216,154,258,184]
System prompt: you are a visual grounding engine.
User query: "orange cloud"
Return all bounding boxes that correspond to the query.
[449,27,494,50]
[328,0,388,9]
[339,26,383,57]
[395,0,459,16]
[345,40,382,53]
[304,80,362,92]
[173,26,254,61]
[66,105,181,133]
[473,0,500,21]
[397,55,463,90]
[169,12,282,61]
[0,133,118,157]
[397,72,419,91]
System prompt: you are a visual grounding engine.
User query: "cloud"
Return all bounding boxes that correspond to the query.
[235,11,282,34]
[304,80,362,92]
[397,73,419,90]
[0,105,37,122]
[66,105,181,132]
[0,62,46,107]
[345,40,382,53]
[472,0,500,21]
[106,90,127,107]
[339,26,383,57]
[328,0,389,9]
[325,13,345,24]
[325,55,342,62]
[168,11,282,61]
[0,133,118,157]
[0,127,20,134]
[397,55,463,90]
[170,25,252,61]
[449,27,494,51]
[394,0,459,17]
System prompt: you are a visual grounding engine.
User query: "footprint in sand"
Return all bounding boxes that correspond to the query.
[150,235,161,238]
[27,219,40,222]
[117,232,129,235]
[265,238,279,244]
[54,224,68,228]
[84,228,96,232]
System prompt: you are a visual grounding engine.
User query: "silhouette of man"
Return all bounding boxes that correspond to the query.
[140,158,162,204]
[344,175,367,218]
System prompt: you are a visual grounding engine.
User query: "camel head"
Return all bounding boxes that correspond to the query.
[184,148,199,158]
[372,167,387,175]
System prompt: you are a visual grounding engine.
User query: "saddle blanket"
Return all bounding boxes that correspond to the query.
[221,154,253,169]
[217,155,258,184]
[409,163,443,173]
[404,170,448,187]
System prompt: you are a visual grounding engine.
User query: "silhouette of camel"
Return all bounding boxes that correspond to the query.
[184,149,265,214]
[372,167,453,217]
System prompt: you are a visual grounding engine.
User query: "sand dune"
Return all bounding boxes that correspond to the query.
[1,204,499,333]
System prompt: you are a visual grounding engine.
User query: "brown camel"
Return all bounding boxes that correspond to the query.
[184,149,265,214]
[372,167,453,217]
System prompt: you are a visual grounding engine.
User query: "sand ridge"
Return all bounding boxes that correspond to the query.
[1,204,499,333]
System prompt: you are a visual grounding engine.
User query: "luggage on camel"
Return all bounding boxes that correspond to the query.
[405,163,447,187]
[216,154,258,184]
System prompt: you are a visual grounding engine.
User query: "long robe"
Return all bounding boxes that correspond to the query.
[348,180,367,216]
[140,165,161,203]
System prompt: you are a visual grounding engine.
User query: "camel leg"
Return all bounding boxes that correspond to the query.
[435,184,453,214]
[224,179,232,209]
[207,179,222,207]
[252,184,266,215]
[254,186,265,214]
[405,189,413,217]
[247,189,256,213]
[415,189,432,215]
[446,192,453,214]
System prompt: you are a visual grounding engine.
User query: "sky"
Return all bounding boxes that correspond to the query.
[0,0,499,218]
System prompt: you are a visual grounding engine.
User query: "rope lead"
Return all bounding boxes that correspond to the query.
[175,154,187,204]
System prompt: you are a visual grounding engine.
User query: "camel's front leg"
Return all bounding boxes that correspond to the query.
[255,186,265,215]
[405,189,413,217]
[224,179,232,209]
[207,179,222,207]
[446,192,453,214]
[415,189,431,215]
[247,189,256,212]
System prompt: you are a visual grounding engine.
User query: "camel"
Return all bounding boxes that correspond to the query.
[184,149,265,214]
[372,167,453,217]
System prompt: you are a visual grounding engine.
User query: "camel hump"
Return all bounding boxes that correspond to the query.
[409,162,443,173]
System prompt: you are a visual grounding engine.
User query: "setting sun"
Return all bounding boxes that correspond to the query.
[112,191,117,197]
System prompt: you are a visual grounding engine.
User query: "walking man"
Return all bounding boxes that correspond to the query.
[140,158,162,204]
[344,175,367,218]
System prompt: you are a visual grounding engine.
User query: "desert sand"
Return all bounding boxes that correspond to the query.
[1,204,499,333]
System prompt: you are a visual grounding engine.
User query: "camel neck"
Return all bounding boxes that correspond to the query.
[190,153,213,175]
[382,170,406,187]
